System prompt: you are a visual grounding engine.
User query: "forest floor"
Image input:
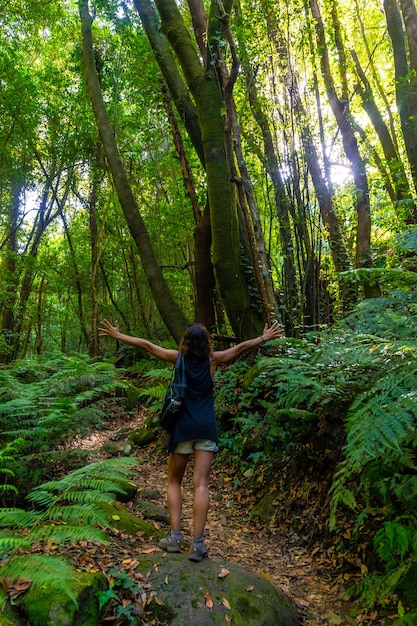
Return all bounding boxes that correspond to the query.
[66,405,393,626]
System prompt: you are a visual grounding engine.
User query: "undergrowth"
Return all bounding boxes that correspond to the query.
[0,352,127,494]
[215,290,417,622]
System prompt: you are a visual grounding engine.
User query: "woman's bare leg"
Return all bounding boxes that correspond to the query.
[166,452,189,531]
[192,449,214,539]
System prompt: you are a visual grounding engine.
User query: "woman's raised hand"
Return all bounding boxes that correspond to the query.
[262,320,284,341]
[99,319,120,339]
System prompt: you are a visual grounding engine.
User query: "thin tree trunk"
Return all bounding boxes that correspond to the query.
[79,0,188,343]
[35,276,45,355]
[89,145,102,358]
[222,21,277,323]
[309,0,375,284]
[384,0,417,191]
[99,260,130,329]
[0,184,21,362]
[351,48,413,211]
[59,205,90,349]
[160,82,216,329]
[241,59,299,332]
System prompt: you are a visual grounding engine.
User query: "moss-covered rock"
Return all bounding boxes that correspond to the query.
[97,502,163,539]
[252,490,281,524]
[139,487,163,500]
[125,383,142,409]
[0,586,24,625]
[140,553,300,625]
[100,441,119,456]
[135,499,168,523]
[20,571,107,626]
[111,478,138,502]
[128,428,157,448]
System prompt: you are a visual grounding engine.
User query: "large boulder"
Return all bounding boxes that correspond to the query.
[19,571,107,626]
[143,553,300,625]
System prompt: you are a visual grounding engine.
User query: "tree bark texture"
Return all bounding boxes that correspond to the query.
[351,49,413,211]
[146,0,263,337]
[79,0,188,343]
[384,0,417,192]
[309,0,372,275]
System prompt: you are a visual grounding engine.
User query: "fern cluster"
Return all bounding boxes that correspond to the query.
[0,457,138,606]
[0,353,127,495]
[214,291,417,621]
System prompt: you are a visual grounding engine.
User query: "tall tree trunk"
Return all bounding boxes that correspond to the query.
[309,0,377,296]
[240,58,299,332]
[35,276,45,355]
[384,0,417,193]
[89,146,102,358]
[145,0,263,337]
[222,20,277,324]
[133,0,205,166]
[79,0,188,343]
[351,49,412,205]
[59,205,90,349]
[160,82,216,329]
[263,5,355,314]
[0,184,21,362]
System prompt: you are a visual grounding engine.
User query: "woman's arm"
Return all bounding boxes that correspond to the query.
[99,319,178,363]
[212,321,284,366]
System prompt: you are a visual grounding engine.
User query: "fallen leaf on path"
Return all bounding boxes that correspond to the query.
[245,585,254,592]
[205,592,213,609]
[222,597,231,609]
[218,567,230,579]
[142,547,158,553]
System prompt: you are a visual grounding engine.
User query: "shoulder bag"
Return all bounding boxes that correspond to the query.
[159,353,187,431]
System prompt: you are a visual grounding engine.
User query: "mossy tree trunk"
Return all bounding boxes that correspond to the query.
[309,0,380,299]
[136,0,263,337]
[79,0,188,343]
[385,0,417,195]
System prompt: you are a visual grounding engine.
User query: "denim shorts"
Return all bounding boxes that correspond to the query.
[174,439,219,454]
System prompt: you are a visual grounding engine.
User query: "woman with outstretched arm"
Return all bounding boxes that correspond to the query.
[99,319,283,561]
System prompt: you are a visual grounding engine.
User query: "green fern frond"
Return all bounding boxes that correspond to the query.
[26,523,108,545]
[0,554,78,604]
[349,564,409,609]
[25,490,56,507]
[374,522,417,566]
[0,531,31,551]
[344,364,417,471]
[55,490,117,505]
[27,489,116,507]
[67,456,137,477]
[0,509,40,529]
[45,504,112,527]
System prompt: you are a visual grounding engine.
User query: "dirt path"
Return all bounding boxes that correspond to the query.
[68,409,361,626]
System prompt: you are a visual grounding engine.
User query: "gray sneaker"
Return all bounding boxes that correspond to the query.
[159,531,181,553]
[188,541,208,562]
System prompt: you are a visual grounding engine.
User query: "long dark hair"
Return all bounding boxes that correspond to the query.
[179,323,212,361]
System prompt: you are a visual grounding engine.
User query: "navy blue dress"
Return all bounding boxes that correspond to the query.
[167,355,218,454]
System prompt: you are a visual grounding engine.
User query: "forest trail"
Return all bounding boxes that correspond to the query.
[68,408,367,626]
